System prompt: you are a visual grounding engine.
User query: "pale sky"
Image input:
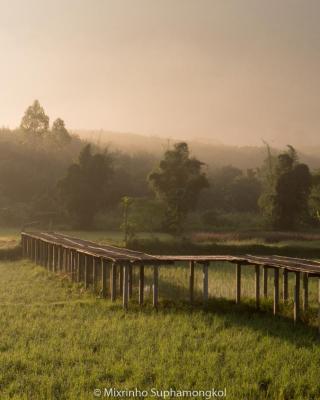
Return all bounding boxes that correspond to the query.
[0,0,319,146]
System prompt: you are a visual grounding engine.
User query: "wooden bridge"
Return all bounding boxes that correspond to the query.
[21,231,320,324]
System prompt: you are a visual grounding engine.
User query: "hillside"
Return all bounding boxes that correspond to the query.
[75,130,320,170]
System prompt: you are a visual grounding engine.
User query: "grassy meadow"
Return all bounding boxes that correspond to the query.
[0,230,320,399]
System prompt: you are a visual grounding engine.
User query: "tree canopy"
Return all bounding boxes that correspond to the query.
[59,144,113,228]
[259,146,312,229]
[20,100,49,136]
[148,142,209,233]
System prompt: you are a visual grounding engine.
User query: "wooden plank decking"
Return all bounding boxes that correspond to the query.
[21,231,320,326]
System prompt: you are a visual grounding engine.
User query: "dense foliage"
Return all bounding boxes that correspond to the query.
[1,102,320,232]
[259,146,312,229]
[148,142,209,233]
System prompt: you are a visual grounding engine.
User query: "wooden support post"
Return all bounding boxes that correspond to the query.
[294,271,300,324]
[274,268,279,315]
[119,264,123,296]
[139,264,144,306]
[58,246,63,272]
[203,263,209,303]
[63,248,67,273]
[189,260,195,304]
[236,263,241,304]
[101,258,107,298]
[65,248,69,273]
[128,264,133,298]
[70,251,74,280]
[92,257,98,291]
[35,240,39,264]
[84,255,89,289]
[303,272,309,312]
[153,265,159,309]
[38,241,42,264]
[76,252,81,282]
[123,264,129,310]
[282,269,288,302]
[255,265,260,309]
[53,245,57,273]
[111,263,117,301]
[48,244,52,271]
[21,236,25,257]
[263,266,268,298]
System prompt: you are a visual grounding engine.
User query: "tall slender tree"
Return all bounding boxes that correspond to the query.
[148,142,209,233]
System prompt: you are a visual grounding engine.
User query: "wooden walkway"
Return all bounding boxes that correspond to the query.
[21,232,320,323]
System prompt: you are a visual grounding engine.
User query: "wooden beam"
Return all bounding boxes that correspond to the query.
[101,258,107,298]
[111,263,117,301]
[236,263,241,304]
[302,272,309,312]
[123,264,129,310]
[189,260,195,304]
[282,268,288,302]
[274,268,279,315]
[139,264,144,306]
[203,263,209,302]
[153,265,159,309]
[255,265,260,309]
[263,266,268,298]
[294,271,300,324]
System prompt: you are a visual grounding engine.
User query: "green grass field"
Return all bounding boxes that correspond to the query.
[2,229,320,399]
[0,257,320,399]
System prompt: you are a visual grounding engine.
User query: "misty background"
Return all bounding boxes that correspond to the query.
[1,0,320,149]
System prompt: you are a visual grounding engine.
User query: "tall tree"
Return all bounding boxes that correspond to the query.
[20,100,49,136]
[51,118,71,145]
[259,146,311,229]
[58,144,113,228]
[148,142,209,233]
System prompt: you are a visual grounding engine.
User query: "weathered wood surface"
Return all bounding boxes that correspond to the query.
[21,232,320,275]
[21,231,320,321]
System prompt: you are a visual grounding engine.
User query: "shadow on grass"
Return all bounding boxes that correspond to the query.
[119,297,320,346]
[100,274,320,347]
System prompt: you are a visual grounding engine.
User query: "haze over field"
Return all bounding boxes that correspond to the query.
[1,0,320,147]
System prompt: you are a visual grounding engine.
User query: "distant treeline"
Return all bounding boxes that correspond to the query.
[1,100,320,234]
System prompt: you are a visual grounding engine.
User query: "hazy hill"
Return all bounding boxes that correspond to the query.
[75,130,320,170]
